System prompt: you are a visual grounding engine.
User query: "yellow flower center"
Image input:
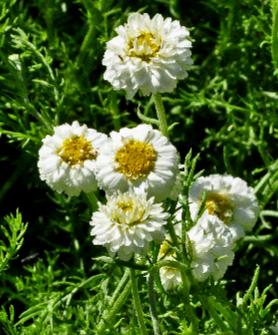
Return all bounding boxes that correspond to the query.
[128,32,161,61]
[116,199,134,213]
[57,135,96,166]
[205,192,234,224]
[115,139,157,180]
[111,197,146,227]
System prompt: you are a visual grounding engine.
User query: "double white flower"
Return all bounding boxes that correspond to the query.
[158,240,182,291]
[159,213,235,287]
[188,214,235,282]
[95,124,179,201]
[90,190,169,261]
[38,121,107,196]
[103,13,193,98]
[188,174,258,281]
[189,174,259,241]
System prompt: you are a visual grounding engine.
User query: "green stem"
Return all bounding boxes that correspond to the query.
[137,108,160,127]
[77,25,96,69]
[130,269,148,335]
[261,210,278,217]
[148,266,161,335]
[110,269,129,307]
[179,268,199,332]
[96,278,132,334]
[153,93,168,137]
[241,265,260,308]
[109,92,121,130]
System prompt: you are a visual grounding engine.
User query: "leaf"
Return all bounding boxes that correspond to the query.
[0,210,28,274]
[272,0,278,69]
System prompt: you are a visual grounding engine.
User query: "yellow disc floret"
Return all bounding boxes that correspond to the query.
[110,194,146,227]
[57,135,96,166]
[116,199,134,213]
[205,192,234,224]
[115,139,157,180]
[128,32,161,61]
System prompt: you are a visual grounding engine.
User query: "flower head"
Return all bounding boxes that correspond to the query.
[90,190,169,261]
[189,174,259,241]
[103,13,193,98]
[188,214,235,281]
[159,266,182,291]
[95,124,179,201]
[38,121,107,196]
[158,240,182,290]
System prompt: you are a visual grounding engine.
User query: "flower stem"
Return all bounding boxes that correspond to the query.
[96,274,131,334]
[110,268,130,307]
[153,93,168,137]
[179,268,199,332]
[130,269,148,335]
[148,266,162,335]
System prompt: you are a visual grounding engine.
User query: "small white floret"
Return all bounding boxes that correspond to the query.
[159,266,182,291]
[158,240,182,290]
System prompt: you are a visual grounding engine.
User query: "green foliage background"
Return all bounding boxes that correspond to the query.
[0,0,277,334]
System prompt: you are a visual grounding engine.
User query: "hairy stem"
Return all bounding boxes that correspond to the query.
[130,269,148,335]
[96,276,131,334]
[153,93,168,137]
[110,268,130,307]
[148,266,161,335]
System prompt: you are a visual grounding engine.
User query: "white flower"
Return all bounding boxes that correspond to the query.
[90,190,169,261]
[103,13,193,98]
[158,240,182,290]
[188,214,235,282]
[159,266,182,291]
[95,124,179,201]
[38,121,108,196]
[189,174,259,241]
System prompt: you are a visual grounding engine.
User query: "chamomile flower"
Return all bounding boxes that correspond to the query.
[90,190,169,261]
[103,13,193,98]
[188,214,235,282]
[159,266,182,290]
[158,240,182,290]
[95,124,179,201]
[38,121,107,196]
[189,174,259,241]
